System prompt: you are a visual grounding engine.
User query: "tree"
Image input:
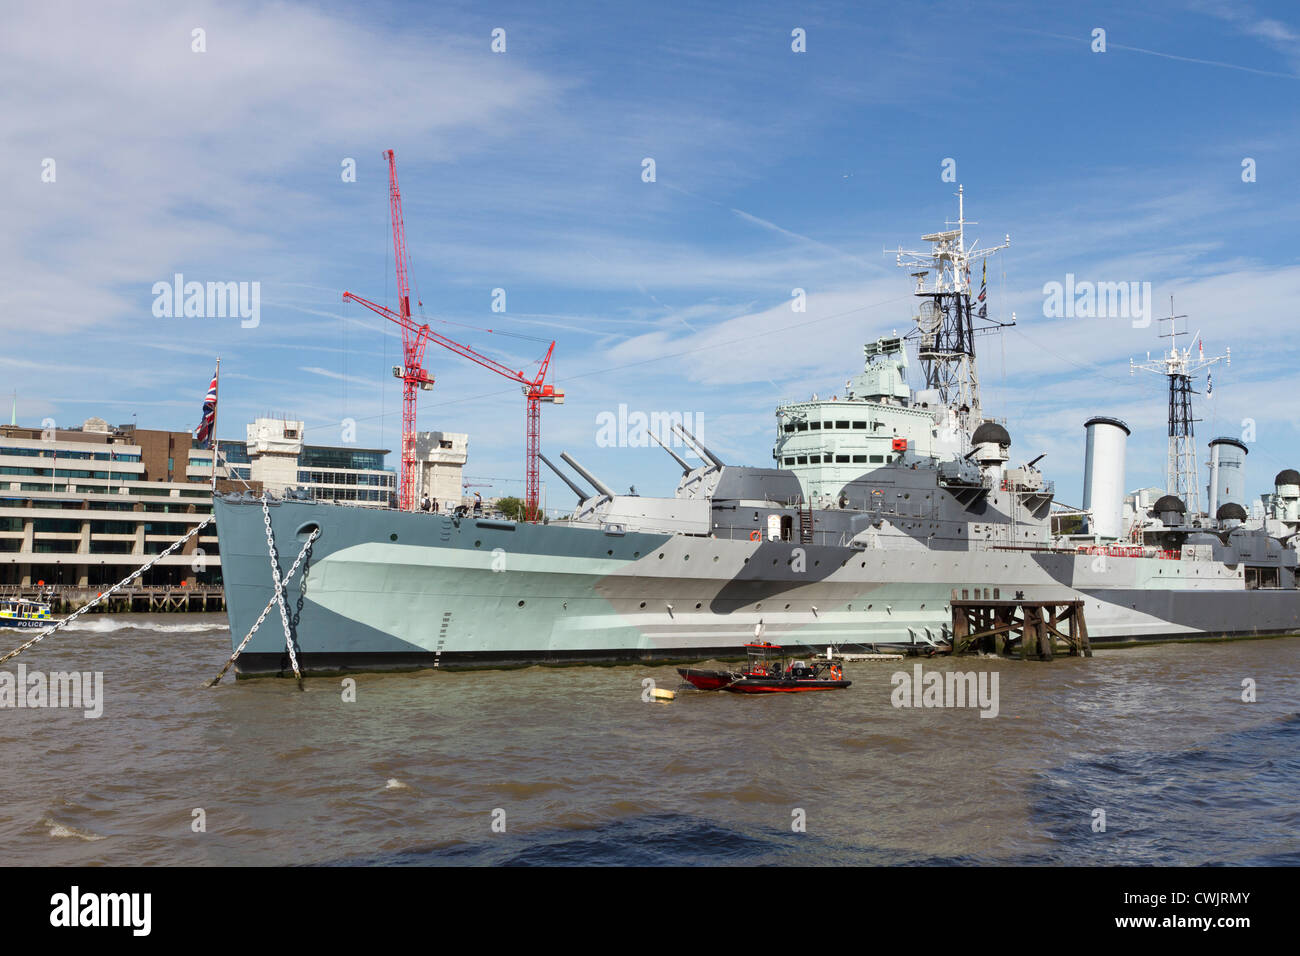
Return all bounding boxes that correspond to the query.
[497,496,525,521]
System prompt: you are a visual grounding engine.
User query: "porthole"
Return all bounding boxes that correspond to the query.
[756,603,762,610]
[389,533,398,541]
[659,553,665,560]
[684,554,690,561]
[784,603,791,609]
[639,601,647,608]
[633,551,640,558]
[713,556,719,562]
[475,540,482,547]
[695,602,702,609]
[607,549,613,556]
[517,600,525,608]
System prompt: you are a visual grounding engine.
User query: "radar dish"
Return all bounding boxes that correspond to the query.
[916,300,941,334]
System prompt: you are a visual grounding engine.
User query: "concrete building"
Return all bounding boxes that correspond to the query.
[0,419,238,588]
[185,416,398,507]
[414,431,469,507]
[0,414,410,589]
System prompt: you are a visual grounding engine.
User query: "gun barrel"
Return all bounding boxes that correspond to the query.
[672,423,725,470]
[649,430,691,473]
[560,452,616,500]
[539,452,591,502]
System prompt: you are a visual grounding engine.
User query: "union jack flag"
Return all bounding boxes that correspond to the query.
[194,366,218,448]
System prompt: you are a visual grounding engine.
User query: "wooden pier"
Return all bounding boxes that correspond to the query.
[0,585,225,614]
[949,588,1091,660]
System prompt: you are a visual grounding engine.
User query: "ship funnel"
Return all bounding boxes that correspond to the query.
[1082,417,1130,539]
[649,430,691,474]
[672,423,725,470]
[539,452,592,502]
[1207,437,1248,518]
[560,452,615,500]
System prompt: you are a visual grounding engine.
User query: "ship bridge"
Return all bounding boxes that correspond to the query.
[773,336,960,505]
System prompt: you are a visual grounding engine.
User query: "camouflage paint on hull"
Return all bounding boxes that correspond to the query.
[214,498,1300,676]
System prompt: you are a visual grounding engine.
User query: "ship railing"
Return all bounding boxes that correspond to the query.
[1075,544,1179,560]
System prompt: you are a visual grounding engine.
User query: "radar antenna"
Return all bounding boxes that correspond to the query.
[1130,297,1230,517]
[888,185,1012,433]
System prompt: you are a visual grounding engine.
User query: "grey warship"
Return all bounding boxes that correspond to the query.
[213,189,1300,675]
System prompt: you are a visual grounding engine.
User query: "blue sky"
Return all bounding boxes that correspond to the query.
[4,0,1300,509]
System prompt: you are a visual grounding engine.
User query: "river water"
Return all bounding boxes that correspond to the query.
[1,614,1296,866]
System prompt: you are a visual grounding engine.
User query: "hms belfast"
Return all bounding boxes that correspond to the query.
[214,189,1300,675]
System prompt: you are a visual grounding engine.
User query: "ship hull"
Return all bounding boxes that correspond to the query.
[214,498,1300,677]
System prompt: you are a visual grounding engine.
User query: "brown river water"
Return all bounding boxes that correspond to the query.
[1,614,1296,866]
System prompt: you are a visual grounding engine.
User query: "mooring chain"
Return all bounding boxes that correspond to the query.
[262,495,304,688]
[205,526,317,687]
[0,515,215,667]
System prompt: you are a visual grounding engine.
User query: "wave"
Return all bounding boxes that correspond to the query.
[39,816,106,842]
[58,618,228,635]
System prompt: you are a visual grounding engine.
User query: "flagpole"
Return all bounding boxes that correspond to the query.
[210,357,221,499]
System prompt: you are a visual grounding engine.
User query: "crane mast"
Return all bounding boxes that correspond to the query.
[342,149,562,520]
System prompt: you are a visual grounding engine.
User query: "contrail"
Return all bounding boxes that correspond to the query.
[1020,27,1300,80]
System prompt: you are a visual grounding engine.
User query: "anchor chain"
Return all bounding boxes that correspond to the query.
[263,494,305,688]
[205,525,317,687]
[0,516,215,667]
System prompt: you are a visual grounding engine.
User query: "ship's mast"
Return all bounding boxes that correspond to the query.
[1130,298,1230,517]
[891,185,1011,434]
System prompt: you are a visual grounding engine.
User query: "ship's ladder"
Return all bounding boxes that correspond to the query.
[798,499,814,546]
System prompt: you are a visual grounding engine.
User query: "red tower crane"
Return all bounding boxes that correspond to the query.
[342,149,563,520]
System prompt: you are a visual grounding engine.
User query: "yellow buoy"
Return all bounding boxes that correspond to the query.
[652,687,675,701]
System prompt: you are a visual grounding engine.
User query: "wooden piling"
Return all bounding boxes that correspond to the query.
[950,589,1089,661]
